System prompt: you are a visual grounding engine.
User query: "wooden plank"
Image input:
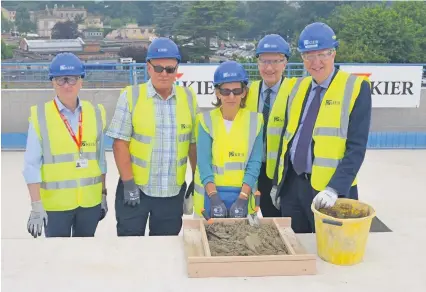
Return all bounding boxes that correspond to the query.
[272,217,292,227]
[273,218,296,255]
[279,227,308,255]
[187,259,317,278]
[183,218,202,229]
[187,253,316,263]
[183,229,205,258]
[199,220,211,256]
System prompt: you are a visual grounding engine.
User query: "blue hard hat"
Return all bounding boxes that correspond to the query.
[146,37,181,63]
[297,22,339,53]
[256,34,291,59]
[213,61,249,86]
[48,52,85,80]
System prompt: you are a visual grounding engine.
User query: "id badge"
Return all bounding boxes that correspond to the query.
[76,158,88,168]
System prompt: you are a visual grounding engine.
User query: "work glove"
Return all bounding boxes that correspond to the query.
[123,178,140,207]
[270,185,281,210]
[313,187,338,209]
[99,192,108,221]
[229,194,248,218]
[183,181,194,215]
[209,192,227,218]
[27,200,48,238]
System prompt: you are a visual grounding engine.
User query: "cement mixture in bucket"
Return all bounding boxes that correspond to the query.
[205,221,288,256]
[319,203,369,219]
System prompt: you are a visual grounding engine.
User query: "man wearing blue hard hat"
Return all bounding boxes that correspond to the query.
[193,61,263,221]
[24,52,108,238]
[246,34,298,218]
[269,22,372,233]
[107,37,198,236]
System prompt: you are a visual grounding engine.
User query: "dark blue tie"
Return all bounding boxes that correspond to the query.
[292,86,323,175]
[262,88,272,141]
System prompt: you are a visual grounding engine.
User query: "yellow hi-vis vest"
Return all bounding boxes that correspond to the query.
[193,107,263,216]
[275,70,365,192]
[246,78,298,178]
[30,100,106,211]
[124,83,197,186]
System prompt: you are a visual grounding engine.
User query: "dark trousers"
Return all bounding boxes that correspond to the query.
[115,179,186,236]
[279,162,316,234]
[45,204,101,237]
[259,162,281,217]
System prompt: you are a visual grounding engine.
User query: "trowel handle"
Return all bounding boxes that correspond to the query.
[254,191,261,212]
[201,208,214,224]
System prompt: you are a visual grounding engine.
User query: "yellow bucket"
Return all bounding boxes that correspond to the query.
[311,198,376,266]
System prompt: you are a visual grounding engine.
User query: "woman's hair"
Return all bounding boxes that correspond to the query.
[212,82,248,108]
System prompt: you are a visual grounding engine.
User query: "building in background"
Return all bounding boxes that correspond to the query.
[19,37,85,53]
[105,24,155,40]
[1,7,16,22]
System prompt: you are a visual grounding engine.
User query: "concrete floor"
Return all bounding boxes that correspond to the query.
[2,150,426,291]
[2,150,425,238]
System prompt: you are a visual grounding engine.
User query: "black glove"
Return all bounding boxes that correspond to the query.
[185,181,194,198]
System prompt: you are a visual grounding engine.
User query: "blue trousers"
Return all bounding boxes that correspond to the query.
[45,204,102,237]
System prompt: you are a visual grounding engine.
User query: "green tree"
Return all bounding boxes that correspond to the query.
[326,3,426,63]
[1,12,13,33]
[152,2,189,37]
[51,21,80,39]
[1,39,14,60]
[15,6,36,33]
[174,1,249,61]
[74,14,85,25]
[110,18,123,29]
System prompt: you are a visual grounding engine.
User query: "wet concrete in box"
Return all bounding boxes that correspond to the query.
[205,221,288,256]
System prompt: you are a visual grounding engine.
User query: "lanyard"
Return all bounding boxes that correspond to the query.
[53,100,82,153]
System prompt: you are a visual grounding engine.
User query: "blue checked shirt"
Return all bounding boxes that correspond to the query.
[106,80,196,198]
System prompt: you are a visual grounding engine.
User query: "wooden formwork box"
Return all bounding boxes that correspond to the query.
[183,217,317,278]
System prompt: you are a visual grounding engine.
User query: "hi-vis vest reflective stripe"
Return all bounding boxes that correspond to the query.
[193,108,263,216]
[276,70,364,192]
[30,100,106,211]
[246,78,298,178]
[125,83,196,186]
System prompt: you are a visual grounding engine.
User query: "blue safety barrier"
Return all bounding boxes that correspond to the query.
[2,62,425,88]
[2,132,425,150]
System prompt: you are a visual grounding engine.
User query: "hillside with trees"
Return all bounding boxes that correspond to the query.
[1,1,425,63]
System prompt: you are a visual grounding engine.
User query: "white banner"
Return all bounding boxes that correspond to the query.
[175,64,219,108]
[340,65,423,108]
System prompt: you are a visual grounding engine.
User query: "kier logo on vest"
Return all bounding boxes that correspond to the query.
[229,151,244,158]
[81,141,96,147]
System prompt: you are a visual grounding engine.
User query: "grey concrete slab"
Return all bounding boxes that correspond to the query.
[2,150,426,290]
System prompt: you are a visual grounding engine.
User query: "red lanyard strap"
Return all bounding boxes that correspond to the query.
[53,100,83,151]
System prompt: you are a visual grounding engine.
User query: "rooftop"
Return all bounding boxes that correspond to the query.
[23,37,85,49]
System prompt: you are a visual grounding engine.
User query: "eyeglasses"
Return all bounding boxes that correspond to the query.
[301,49,335,62]
[258,59,286,66]
[219,88,244,96]
[54,76,80,86]
[149,62,177,74]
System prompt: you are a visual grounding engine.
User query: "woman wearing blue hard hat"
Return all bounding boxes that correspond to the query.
[269,22,372,233]
[24,52,108,238]
[193,61,264,220]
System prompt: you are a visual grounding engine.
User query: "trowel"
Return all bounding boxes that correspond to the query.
[247,191,261,227]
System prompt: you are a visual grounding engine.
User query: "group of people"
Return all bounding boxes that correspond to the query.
[24,21,372,238]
